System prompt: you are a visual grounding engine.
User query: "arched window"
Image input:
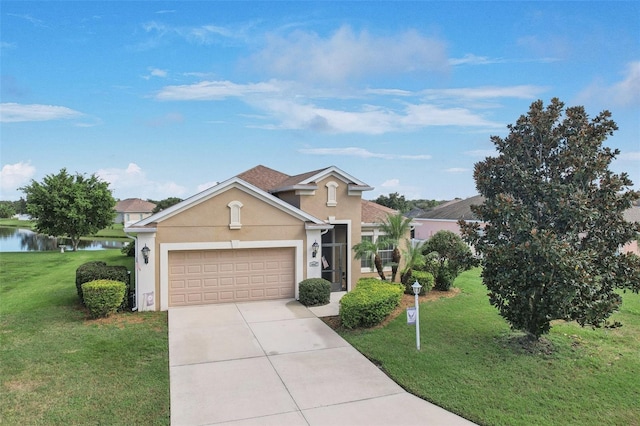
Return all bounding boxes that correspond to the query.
[326,181,338,207]
[228,201,243,229]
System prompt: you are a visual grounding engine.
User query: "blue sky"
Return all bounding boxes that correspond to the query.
[1,1,639,202]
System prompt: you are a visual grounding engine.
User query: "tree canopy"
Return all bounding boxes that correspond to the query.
[460,98,640,339]
[422,230,478,291]
[373,192,445,213]
[150,197,183,214]
[21,168,116,251]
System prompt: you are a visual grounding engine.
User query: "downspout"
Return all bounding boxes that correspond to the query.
[123,231,138,312]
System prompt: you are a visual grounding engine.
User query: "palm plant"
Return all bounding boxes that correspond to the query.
[400,239,426,285]
[379,213,413,282]
[352,238,386,281]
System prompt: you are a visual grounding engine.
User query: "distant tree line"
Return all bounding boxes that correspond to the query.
[0,199,27,218]
[373,192,446,213]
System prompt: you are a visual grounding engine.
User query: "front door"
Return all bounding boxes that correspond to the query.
[321,224,348,292]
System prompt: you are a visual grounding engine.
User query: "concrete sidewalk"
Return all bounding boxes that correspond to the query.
[169,299,475,425]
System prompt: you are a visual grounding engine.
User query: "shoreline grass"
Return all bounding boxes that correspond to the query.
[339,268,640,426]
[0,250,169,425]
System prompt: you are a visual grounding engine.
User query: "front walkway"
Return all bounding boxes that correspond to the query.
[169,299,475,425]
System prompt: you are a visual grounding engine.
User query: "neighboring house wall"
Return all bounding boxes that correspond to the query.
[114,198,156,225]
[413,218,465,240]
[621,239,639,256]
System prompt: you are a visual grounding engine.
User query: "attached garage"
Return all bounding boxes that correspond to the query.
[168,247,295,307]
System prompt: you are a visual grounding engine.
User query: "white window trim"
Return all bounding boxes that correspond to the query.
[326,181,338,207]
[228,200,243,229]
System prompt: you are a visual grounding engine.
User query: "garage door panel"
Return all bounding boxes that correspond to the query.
[169,247,295,306]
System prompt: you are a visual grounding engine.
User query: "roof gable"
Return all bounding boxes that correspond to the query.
[130,177,326,228]
[236,165,290,192]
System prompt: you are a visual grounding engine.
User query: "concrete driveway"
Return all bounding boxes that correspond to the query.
[169,299,475,425]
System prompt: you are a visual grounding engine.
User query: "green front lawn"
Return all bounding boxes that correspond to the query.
[340,268,640,426]
[0,251,169,425]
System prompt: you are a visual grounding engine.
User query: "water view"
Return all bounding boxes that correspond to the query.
[0,227,128,252]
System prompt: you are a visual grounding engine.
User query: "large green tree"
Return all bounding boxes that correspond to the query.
[460,98,640,339]
[21,168,116,251]
[374,192,409,213]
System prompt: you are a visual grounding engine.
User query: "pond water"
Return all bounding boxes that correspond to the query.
[0,226,128,252]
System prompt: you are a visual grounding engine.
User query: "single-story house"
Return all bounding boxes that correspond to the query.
[412,195,485,241]
[125,165,405,312]
[114,198,157,227]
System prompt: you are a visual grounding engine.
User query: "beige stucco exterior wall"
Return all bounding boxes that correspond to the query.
[297,176,364,288]
[149,187,311,308]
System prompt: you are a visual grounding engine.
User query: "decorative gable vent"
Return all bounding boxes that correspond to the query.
[228,201,243,229]
[326,181,338,207]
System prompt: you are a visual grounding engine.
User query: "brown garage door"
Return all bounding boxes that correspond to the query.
[168,248,295,306]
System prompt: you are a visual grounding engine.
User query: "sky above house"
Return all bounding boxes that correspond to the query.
[1,1,639,202]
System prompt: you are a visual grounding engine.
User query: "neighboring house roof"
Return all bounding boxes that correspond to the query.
[115,198,156,213]
[416,196,640,225]
[417,195,485,221]
[361,200,398,224]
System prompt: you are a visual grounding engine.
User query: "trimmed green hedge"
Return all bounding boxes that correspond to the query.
[405,271,434,295]
[339,278,403,329]
[76,261,129,310]
[82,280,126,318]
[298,278,331,306]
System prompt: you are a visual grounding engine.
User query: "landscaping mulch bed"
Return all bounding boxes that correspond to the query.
[321,288,461,330]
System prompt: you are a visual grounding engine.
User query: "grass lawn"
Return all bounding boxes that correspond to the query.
[340,268,640,426]
[0,250,169,425]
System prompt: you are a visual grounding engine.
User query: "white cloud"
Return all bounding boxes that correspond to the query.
[465,149,497,158]
[299,147,431,160]
[450,54,507,66]
[253,25,449,83]
[96,163,187,200]
[421,85,548,101]
[0,103,83,122]
[450,53,560,66]
[0,161,36,197]
[578,61,640,108]
[155,80,282,101]
[616,151,640,161]
[381,179,400,187]
[259,98,502,134]
[143,67,168,80]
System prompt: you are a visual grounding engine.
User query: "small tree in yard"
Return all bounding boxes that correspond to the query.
[21,168,116,251]
[400,240,426,285]
[379,213,413,282]
[460,98,640,340]
[353,238,387,281]
[422,230,478,291]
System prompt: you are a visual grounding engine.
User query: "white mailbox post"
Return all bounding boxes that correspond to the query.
[412,281,422,350]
